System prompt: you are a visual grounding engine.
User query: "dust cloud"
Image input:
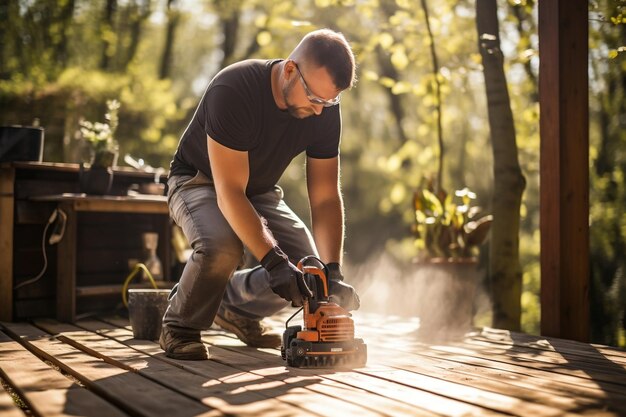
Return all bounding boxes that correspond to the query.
[346,253,491,342]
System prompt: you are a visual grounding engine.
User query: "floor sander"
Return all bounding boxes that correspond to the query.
[281,256,367,368]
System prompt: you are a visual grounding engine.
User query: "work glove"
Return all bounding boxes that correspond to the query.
[261,247,313,307]
[326,262,360,311]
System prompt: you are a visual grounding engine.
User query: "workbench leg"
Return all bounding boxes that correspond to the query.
[57,203,77,322]
[0,167,15,321]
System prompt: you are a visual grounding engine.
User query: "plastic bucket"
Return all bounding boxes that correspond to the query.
[127,289,170,340]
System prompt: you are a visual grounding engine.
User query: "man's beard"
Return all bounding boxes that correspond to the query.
[282,78,315,119]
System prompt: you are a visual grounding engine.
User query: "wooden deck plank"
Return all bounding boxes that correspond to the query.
[354,316,626,405]
[103,316,576,417]
[0,330,126,417]
[373,351,598,412]
[39,319,414,417]
[97,317,502,417]
[90,319,442,417]
[276,312,626,416]
[107,312,626,416]
[207,328,596,415]
[34,319,329,417]
[362,367,582,417]
[389,345,621,408]
[1,322,219,417]
[353,315,626,416]
[202,333,578,417]
[9,311,621,417]
[290,314,626,415]
[413,341,626,402]
[208,330,619,417]
[462,337,626,374]
[0,382,25,417]
[423,341,626,388]
[358,320,626,392]
[354,313,626,366]
[477,327,626,363]
[212,344,501,417]
[95,318,458,416]
[355,315,626,389]
[104,314,626,417]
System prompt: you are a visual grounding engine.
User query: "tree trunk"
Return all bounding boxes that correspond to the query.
[220,10,240,68]
[123,0,151,70]
[100,0,117,70]
[375,45,408,144]
[476,0,526,331]
[159,0,179,79]
[376,0,409,146]
[49,0,76,71]
[211,0,243,69]
[0,1,12,79]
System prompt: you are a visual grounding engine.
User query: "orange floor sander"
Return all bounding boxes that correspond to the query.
[281,256,367,368]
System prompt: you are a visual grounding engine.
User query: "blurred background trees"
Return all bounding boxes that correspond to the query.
[1,0,624,346]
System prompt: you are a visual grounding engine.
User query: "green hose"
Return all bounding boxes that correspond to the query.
[121,263,159,307]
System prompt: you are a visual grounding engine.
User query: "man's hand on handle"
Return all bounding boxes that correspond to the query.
[262,247,313,307]
[326,262,360,311]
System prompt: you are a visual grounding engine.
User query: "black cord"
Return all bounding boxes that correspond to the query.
[14,220,52,290]
[285,307,303,329]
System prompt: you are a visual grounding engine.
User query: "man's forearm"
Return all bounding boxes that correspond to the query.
[311,195,344,264]
[215,188,275,261]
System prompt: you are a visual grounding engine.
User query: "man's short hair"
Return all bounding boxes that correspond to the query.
[301,29,356,90]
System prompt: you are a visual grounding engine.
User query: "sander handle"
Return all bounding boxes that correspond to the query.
[296,256,330,299]
[301,266,328,298]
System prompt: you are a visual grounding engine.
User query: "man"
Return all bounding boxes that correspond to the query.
[161,29,360,360]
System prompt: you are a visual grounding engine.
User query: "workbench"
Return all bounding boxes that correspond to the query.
[0,162,174,322]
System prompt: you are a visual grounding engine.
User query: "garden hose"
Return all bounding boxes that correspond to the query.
[121,263,159,307]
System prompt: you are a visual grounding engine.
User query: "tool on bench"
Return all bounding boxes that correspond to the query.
[281,256,367,368]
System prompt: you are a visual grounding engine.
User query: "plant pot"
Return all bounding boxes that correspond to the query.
[79,163,113,195]
[413,258,480,341]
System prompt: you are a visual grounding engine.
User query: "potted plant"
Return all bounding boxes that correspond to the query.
[413,181,492,262]
[78,99,120,195]
[412,178,493,339]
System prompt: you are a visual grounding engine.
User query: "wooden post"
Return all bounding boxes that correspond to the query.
[0,167,15,321]
[539,0,589,341]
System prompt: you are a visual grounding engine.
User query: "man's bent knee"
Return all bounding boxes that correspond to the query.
[191,240,242,278]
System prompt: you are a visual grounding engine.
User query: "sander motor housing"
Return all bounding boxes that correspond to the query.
[281,257,367,368]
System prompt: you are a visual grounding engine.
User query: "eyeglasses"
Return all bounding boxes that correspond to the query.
[293,62,341,107]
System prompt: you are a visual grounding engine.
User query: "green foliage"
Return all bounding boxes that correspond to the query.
[1,0,624,345]
[588,0,626,347]
[1,63,182,167]
[413,179,492,261]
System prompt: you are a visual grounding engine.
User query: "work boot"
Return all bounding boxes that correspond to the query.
[214,309,281,348]
[159,326,208,360]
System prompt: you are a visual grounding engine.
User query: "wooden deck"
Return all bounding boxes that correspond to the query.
[1,313,626,417]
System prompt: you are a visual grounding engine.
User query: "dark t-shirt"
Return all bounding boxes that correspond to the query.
[170,59,341,196]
